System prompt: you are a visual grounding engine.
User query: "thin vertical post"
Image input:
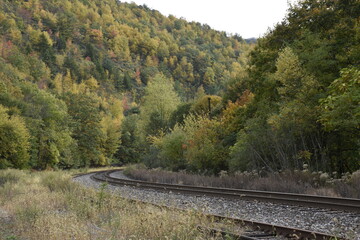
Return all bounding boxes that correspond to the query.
[208,97,211,119]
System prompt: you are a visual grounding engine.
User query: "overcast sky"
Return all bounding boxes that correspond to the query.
[120,0,299,38]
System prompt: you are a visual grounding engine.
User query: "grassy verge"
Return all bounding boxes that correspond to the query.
[0,169,238,240]
[124,165,360,199]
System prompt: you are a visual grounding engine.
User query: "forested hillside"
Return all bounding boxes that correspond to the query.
[0,0,251,169]
[134,0,360,175]
[0,0,359,175]
[229,0,360,174]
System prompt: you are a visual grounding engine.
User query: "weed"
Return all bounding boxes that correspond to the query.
[5,235,18,240]
[125,167,360,198]
[15,204,43,226]
[40,171,74,193]
[96,182,109,209]
[0,169,236,239]
[0,170,25,186]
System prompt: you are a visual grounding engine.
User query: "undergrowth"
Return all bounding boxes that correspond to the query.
[124,165,360,198]
[0,169,233,240]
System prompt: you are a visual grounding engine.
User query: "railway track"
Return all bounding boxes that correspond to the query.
[92,170,360,213]
[89,170,360,240]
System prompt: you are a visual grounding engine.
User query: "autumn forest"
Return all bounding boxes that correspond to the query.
[0,0,359,175]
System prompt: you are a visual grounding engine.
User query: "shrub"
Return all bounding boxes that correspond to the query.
[40,171,75,193]
[0,169,26,186]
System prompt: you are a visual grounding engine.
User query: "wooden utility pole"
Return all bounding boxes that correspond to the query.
[208,97,211,119]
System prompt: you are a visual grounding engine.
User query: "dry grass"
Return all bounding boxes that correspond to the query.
[0,169,237,240]
[124,166,360,199]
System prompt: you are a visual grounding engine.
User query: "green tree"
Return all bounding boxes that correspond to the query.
[229,117,275,172]
[100,98,123,163]
[64,93,106,167]
[320,68,360,172]
[20,84,74,169]
[273,47,318,101]
[173,57,194,85]
[320,68,360,132]
[190,95,222,116]
[35,32,56,71]
[182,115,228,174]
[138,73,180,141]
[203,67,215,86]
[115,114,141,165]
[0,105,30,169]
[150,124,187,171]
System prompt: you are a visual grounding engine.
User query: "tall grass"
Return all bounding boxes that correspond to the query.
[0,169,26,186]
[0,169,234,240]
[125,166,360,198]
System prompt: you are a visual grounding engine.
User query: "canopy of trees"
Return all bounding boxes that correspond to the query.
[0,0,358,175]
[138,0,360,175]
[0,0,250,169]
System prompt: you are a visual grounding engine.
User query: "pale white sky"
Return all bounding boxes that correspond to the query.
[121,0,299,38]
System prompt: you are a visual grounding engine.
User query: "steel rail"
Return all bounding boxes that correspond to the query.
[197,226,277,240]
[92,170,360,213]
[209,214,342,240]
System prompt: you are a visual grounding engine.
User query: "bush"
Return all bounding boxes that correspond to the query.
[333,171,360,198]
[40,171,76,193]
[0,169,26,186]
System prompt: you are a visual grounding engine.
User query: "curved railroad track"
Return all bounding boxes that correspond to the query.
[88,170,360,240]
[92,170,360,212]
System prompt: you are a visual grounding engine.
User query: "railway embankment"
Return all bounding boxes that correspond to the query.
[74,170,360,239]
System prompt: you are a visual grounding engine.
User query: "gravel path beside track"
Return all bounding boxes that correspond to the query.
[73,171,360,239]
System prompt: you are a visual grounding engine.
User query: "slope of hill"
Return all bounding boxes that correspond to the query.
[1,0,358,176]
[125,0,360,175]
[0,0,251,98]
[0,0,252,169]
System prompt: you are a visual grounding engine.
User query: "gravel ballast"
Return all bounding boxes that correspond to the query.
[73,171,360,239]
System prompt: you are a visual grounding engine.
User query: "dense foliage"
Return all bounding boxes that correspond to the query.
[141,0,360,175]
[0,0,359,175]
[230,0,360,174]
[0,0,250,169]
